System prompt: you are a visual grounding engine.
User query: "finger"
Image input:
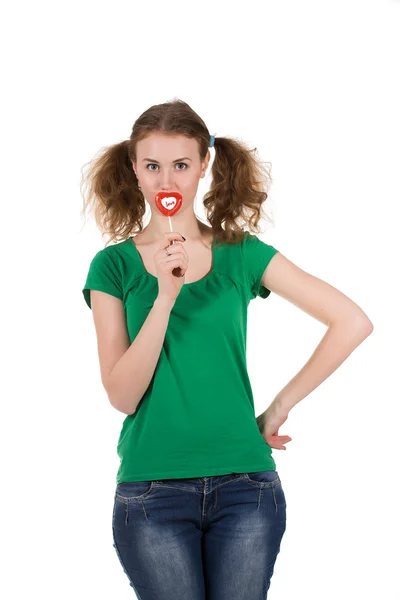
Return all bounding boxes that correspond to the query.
[164,254,188,268]
[157,244,188,266]
[164,242,186,254]
[163,257,186,277]
[158,232,186,250]
[270,436,292,443]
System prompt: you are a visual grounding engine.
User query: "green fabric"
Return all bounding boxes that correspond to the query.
[82,232,280,483]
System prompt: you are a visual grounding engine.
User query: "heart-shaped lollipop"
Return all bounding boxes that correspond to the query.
[154,192,182,217]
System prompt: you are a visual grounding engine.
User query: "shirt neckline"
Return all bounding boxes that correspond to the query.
[126,235,217,287]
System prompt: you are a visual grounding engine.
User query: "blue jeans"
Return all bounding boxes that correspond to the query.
[112,470,286,599]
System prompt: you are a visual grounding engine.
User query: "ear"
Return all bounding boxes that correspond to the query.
[201,150,211,176]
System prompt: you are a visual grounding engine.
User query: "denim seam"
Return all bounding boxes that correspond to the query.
[115,476,248,501]
[242,474,281,489]
[112,535,143,599]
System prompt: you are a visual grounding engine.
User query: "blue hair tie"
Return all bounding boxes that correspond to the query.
[209,134,215,148]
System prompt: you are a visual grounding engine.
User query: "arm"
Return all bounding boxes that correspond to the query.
[258,252,373,415]
[90,291,174,415]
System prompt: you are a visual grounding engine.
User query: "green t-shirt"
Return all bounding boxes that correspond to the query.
[82,232,280,484]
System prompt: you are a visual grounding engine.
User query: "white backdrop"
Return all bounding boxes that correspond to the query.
[2,1,399,599]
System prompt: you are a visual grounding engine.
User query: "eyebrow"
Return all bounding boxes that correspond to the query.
[142,157,192,163]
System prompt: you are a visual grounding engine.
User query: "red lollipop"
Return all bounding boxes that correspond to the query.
[154,191,183,255]
[154,191,182,217]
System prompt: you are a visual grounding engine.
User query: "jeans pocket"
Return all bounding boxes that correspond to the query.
[243,471,287,511]
[115,480,155,502]
[243,470,280,486]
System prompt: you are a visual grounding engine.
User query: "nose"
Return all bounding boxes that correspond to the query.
[158,169,176,190]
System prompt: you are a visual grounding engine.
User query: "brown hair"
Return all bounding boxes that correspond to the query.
[80,98,275,247]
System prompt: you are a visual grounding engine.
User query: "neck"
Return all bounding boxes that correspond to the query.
[144,209,210,243]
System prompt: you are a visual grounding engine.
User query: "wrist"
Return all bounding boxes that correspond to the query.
[154,295,175,311]
[271,396,292,414]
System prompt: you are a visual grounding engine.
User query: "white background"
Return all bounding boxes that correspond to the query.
[2,1,399,598]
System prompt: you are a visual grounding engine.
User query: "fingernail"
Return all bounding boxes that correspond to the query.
[181,235,186,241]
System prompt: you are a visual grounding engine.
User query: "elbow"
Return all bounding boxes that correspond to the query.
[109,395,136,416]
[365,319,374,334]
[353,316,374,342]
[106,388,137,416]
[329,313,374,344]
[104,376,137,415]
[358,314,374,336]
[335,310,374,336]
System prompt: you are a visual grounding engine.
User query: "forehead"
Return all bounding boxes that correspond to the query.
[136,133,198,160]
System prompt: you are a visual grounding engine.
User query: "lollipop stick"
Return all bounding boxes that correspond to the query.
[168,215,174,245]
[168,214,179,276]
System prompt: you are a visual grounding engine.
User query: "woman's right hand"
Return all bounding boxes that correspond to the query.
[154,232,188,303]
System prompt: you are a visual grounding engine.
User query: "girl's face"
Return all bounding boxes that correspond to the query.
[132,132,210,210]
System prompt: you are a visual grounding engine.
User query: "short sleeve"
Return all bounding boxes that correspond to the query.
[242,233,279,299]
[82,249,123,309]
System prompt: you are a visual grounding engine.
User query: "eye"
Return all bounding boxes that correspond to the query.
[146,163,188,171]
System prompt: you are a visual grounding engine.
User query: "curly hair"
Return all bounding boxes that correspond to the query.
[80,98,275,247]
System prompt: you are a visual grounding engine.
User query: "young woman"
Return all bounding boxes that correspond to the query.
[81,98,373,599]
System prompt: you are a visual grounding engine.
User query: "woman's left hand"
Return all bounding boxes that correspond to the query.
[256,400,293,450]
